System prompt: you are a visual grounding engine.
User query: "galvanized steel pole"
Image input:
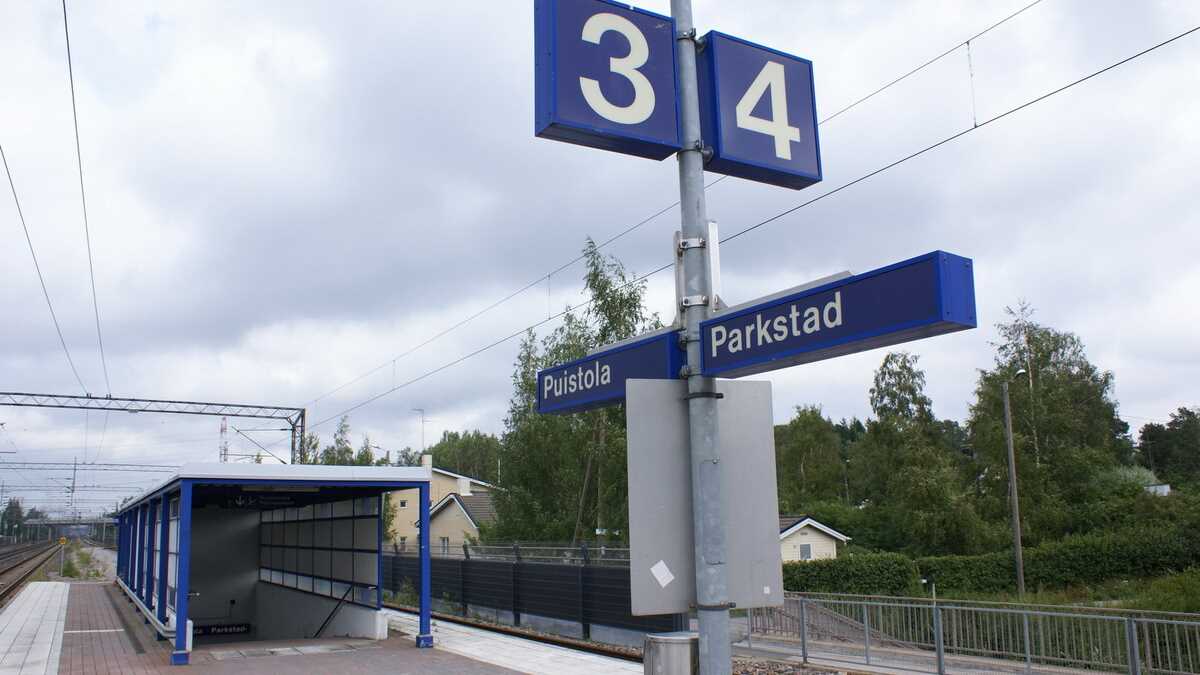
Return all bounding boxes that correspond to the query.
[1002,381,1027,597]
[670,1,732,673]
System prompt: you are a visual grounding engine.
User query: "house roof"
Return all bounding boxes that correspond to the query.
[778,514,850,542]
[428,491,498,530]
[117,463,431,515]
[432,467,496,489]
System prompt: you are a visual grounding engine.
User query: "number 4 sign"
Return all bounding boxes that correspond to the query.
[697,31,822,189]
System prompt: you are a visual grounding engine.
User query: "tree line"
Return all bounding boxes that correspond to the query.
[302,243,1198,559]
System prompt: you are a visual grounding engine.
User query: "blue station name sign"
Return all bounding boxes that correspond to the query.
[537,328,684,415]
[700,251,976,378]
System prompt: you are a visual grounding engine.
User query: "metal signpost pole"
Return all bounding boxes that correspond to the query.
[671,1,732,672]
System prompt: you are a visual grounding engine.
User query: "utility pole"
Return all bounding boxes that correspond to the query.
[1002,379,1027,597]
[671,1,731,671]
[412,409,428,453]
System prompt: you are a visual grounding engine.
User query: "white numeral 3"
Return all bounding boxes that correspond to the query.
[579,13,655,125]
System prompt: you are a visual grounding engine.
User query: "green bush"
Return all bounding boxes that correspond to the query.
[783,526,1200,597]
[782,553,919,595]
[917,526,1200,594]
[1130,567,1200,613]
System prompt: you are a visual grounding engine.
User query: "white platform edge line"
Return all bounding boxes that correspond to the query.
[44,584,68,675]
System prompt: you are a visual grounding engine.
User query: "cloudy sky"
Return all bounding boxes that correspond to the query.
[1,1,1197,515]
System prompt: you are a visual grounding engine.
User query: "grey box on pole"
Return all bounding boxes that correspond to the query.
[626,379,784,616]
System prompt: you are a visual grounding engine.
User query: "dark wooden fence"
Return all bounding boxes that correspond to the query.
[383,553,681,638]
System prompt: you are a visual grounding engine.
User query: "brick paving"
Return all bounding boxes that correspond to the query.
[58,584,171,675]
[57,582,519,673]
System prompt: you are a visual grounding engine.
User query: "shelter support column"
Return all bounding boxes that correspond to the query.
[144,501,156,609]
[157,496,170,625]
[417,483,432,648]
[171,482,193,666]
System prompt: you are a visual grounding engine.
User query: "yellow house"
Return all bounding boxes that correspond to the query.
[779,515,849,562]
[389,455,496,554]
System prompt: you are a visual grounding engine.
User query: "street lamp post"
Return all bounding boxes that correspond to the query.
[1002,372,1027,597]
[411,409,429,453]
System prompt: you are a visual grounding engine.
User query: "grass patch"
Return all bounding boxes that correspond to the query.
[60,555,80,578]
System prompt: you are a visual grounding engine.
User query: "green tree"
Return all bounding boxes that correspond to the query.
[966,303,1132,544]
[1138,408,1200,487]
[430,430,502,483]
[319,416,356,465]
[490,240,656,544]
[1,499,23,527]
[870,351,934,430]
[775,406,844,510]
[840,352,994,555]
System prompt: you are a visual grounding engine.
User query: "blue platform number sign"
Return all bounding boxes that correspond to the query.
[697,31,822,190]
[535,0,681,160]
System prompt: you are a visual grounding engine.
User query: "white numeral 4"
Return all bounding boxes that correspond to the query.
[579,13,655,125]
[735,61,801,160]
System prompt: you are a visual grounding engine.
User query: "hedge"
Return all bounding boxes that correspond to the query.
[916,526,1200,594]
[782,553,919,595]
[781,526,1200,596]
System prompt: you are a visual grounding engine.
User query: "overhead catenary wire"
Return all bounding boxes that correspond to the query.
[819,0,1045,126]
[1,144,89,394]
[303,1,1051,415]
[310,22,1200,429]
[61,0,111,397]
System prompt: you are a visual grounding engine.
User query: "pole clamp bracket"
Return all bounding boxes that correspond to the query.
[680,295,707,308]
[678,237,705,252]
[675,28,697,42]
[683,391,723,401]
[694,601,737,611]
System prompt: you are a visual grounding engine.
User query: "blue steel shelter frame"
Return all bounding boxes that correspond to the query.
[116,474,432,666]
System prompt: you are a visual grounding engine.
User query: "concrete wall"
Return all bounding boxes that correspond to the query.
[779,524,839,562]
[189,507,260,633]
[255,582,386,640]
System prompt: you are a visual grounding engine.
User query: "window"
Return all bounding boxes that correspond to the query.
[399,536,407,553]
[167,497,179,611]
[799,544,812,561]
[440,537,450,555]
[398,500,408,508]
[259,496,381,607]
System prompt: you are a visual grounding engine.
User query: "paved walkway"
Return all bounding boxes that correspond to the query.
[0,583,69,675]
[4,580,627,673]
[737,635,1106,675]
[386,609,643,675]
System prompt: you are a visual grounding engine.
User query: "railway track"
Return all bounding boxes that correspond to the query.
[382,601,643,663]
[0,542,60,607]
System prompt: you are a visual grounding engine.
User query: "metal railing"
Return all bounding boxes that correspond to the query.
[750,592,1200,674]
[394,541,632,566]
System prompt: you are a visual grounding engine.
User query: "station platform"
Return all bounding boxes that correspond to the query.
[1,580,642,674]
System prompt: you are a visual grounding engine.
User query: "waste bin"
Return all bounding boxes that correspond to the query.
[643,631,698,675]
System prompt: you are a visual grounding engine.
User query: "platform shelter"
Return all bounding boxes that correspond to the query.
[114,463,432,665]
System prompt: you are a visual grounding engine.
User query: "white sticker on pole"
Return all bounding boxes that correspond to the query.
[650,560,675,588]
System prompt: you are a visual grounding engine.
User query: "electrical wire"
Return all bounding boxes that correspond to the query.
[61,0,111,396]
[819,0,1045,126]
[1,144,89,393]
[302,1,1052,414]
[302,175,727,409]
[311,22,1200,428]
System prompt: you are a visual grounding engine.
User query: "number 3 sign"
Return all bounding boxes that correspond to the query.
[535,0,682,160]
[534,0,822,190]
